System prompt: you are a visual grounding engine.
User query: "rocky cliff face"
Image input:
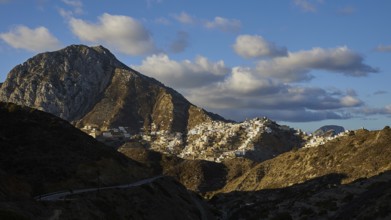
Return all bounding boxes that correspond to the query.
[0,45,123,121]
[0,45,223,133]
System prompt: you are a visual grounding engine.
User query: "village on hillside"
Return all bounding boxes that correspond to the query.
[80,118,351,162]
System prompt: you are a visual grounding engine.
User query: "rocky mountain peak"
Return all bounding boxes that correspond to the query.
[0,44,224,134]
[0,44,127,121]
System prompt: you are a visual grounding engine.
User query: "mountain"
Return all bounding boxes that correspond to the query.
[0,45,302,162]
[313,125,345,137]
[0,45,224,135]
[0,102,216,219]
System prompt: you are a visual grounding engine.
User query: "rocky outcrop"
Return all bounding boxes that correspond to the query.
[0,45,224,133]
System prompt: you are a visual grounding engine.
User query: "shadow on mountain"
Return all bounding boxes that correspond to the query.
[0,102,154,199]
[209,171,391,220]
[0,102,217,220]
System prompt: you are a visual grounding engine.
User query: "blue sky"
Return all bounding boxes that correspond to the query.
[1,0,391,132]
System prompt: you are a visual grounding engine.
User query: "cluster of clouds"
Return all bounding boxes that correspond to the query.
[0,0,390,123]
[133,43,377,122]
[132,32,387,122]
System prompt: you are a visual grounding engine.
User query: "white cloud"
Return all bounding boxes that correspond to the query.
[340,95,362,107]
[218,67,282,96]
[0,25,62,52]
[375,44,391,52]
[233,35,287,59]
[132,54,229,88]
[69,13,157,55]
[172,12,195,24]
[256,46,378,82]
[204,17,241,33]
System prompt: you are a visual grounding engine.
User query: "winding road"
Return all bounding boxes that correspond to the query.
[34,175,163,201]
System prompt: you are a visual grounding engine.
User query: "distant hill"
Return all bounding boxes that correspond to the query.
[313,125,345,137]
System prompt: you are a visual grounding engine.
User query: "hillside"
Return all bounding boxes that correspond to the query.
[215,127,391,193]
[0,102,216,219]
[119,143,258,194]
[210,171,391,219]
[206,127,391,219]
[119,127,391,219]
[41,177,216,220]
[0,102,151,197]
